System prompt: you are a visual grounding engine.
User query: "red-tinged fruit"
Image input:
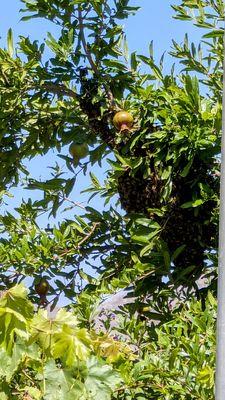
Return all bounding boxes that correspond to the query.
[113,110,134,132]
[35,278,49,296]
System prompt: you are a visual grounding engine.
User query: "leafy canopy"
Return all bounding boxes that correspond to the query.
[0,0,221,398]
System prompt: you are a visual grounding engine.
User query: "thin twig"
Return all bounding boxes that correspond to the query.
[22,370,34,383]
[134,270,155,283]
[77,6,116,109]
[58,222,100,258]
[39,83,78,99]
[78,7,98,74]
[63,196,86,210]
[77,222,100,247]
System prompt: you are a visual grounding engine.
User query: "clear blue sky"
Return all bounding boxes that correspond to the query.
[0,0,201,224]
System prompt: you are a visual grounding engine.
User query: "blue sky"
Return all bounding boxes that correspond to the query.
[0,0,202,224]
[1,1,201,61]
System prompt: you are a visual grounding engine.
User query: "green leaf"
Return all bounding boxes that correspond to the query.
[181,199,204,208]
[180,159,193,177]
[53,325,91,366]
[43,360,85,400]
[31,309,78,353]
[140,242,155,257]
[84,357,122,400]
[172,245,186,261]
[203,29,224,38]
[130,51,139,70]
[138,55,163,81]
[161,166,172,180]
[197,366,214,387]
[7,28,14,57]
[103,59,127,71]
[0,284,33,352]
[90,172,101,189]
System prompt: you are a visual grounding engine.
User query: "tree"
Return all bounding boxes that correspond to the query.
[0,0,221,398]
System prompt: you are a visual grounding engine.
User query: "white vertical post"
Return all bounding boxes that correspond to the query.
[215,31,225,400]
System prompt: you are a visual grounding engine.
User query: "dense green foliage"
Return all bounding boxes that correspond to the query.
[0,285,216,399]
[0,0,222,398]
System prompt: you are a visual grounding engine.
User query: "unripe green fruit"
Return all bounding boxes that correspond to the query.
[69,142,89,160]
[35,279,49,296]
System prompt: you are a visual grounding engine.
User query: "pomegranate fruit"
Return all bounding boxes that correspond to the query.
[113,110,134,132]
[35,278,49,296]
[69,142,89,160]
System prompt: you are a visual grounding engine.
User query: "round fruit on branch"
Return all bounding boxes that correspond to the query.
[69,142,89,166]
[35,278,49,297]
[113,110,134,132]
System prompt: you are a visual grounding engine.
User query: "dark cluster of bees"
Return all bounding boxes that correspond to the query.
[79,78,218,283]
[118,150,218,282]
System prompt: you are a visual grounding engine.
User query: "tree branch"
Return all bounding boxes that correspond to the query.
[77,7,116,110]
[57,222,101,258]
[78,7,98,74]
[40,83,79,99]
[63,196,86,210]
[77,222,100,247]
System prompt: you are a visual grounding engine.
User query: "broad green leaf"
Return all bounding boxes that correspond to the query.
[0,284,33,351]
[53,325,91,365]
[30,309,78,352]
[43,360,85,400]
[84,357,122,400]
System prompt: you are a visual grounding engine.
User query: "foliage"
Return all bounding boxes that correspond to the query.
[0,0,221,398]
[112,293,216,400]
[0,284,216,399]
[0,284,123,399]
